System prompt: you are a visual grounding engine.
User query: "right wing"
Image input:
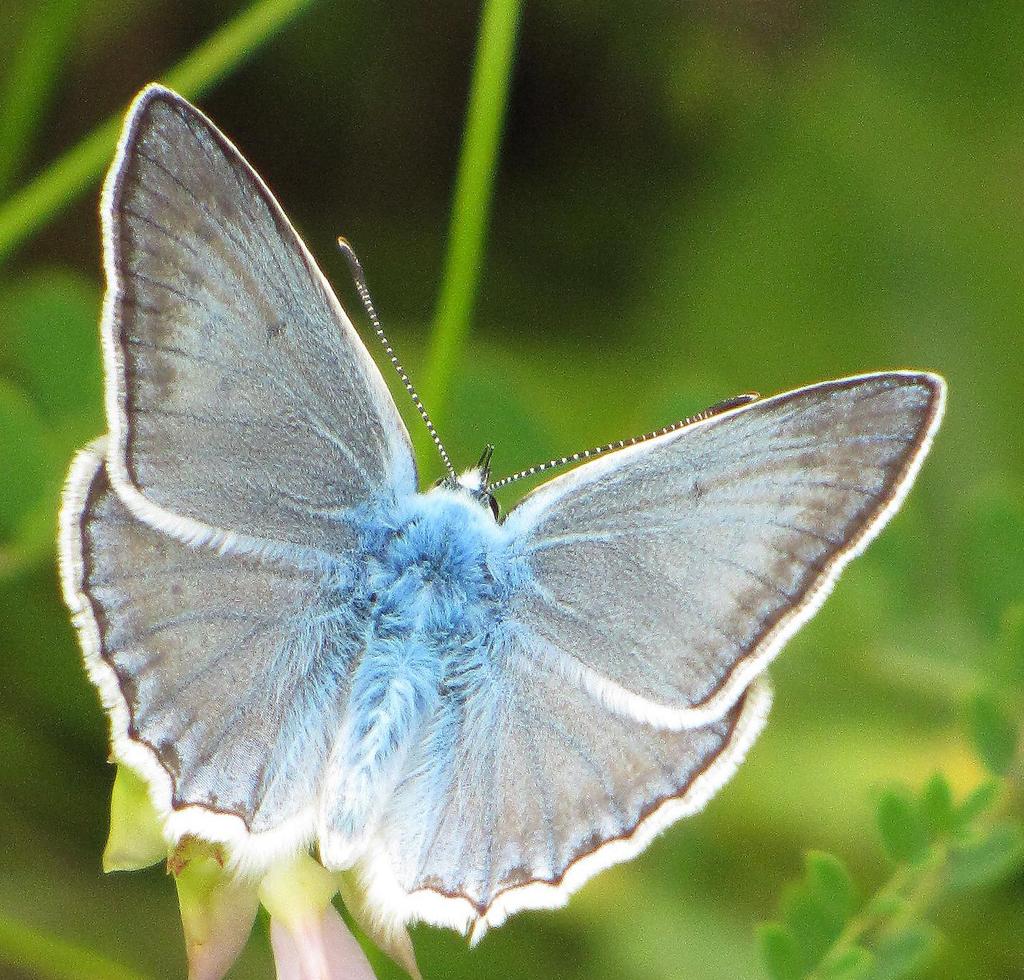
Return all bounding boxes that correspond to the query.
[102,85,416,555]
[501,372,945,728]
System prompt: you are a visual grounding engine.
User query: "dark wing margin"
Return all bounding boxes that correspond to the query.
[501,371,945,728]
[100,84,416,559]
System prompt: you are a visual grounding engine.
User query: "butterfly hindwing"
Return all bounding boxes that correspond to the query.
[349,371,943,934]
[102,85,416,554]
[360,646,770,936]
[60,440,356,862]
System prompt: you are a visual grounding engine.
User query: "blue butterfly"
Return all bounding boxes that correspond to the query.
[60,84,945,939]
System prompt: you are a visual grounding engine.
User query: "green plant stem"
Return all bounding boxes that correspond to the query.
[0,0,83,196]
[0,0,315,266]
[420,0,522,448]
[809,848,949,978]
[0,913,148,980]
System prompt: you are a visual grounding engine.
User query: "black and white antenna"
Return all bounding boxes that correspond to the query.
[486,393,759,493]
[337,237,456,481]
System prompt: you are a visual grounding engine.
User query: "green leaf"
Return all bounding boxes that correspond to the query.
[954,779,1001,830]
[805,851,856,932]
[966,692,1019,776]
[761,853,859,977]
[783,886,837,966]
[876,788,930,866]
[820,946,874,979]
[948,822,1024,890]
[868,923,938,980]
[758,923,803,980]
[919,774,955,840]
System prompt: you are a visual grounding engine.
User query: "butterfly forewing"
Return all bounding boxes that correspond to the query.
[503,372,945,728]
[103,85,415,554]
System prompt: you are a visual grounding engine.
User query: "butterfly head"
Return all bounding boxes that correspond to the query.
[435,445,501,519]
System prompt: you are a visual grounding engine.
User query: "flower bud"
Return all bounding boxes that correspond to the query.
[259,852,375,980]
[102,765,167,873]
[171,838,260,980]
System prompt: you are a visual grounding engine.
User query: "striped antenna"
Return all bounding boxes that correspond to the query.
[337,238,456,481]
[486,393,759,493]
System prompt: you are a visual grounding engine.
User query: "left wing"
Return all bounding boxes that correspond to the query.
[101,85,416,556]
[60,439,354,865]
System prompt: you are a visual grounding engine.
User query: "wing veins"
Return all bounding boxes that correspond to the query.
[522,707,560,878]
[130,146,294,314]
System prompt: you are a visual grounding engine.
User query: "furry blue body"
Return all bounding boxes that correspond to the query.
[309,485,526,860]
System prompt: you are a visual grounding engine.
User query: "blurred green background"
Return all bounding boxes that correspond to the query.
[1,0,1022,978]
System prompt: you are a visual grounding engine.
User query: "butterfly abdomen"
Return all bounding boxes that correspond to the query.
[318,488,520,867]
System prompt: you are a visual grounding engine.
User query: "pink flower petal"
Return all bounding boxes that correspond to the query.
[270,905,377,980]
[172,844,259,980]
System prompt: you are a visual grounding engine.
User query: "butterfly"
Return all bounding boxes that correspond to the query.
[59,83,945,940]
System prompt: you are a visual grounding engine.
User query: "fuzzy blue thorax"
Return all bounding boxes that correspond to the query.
[317,484,520,866]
